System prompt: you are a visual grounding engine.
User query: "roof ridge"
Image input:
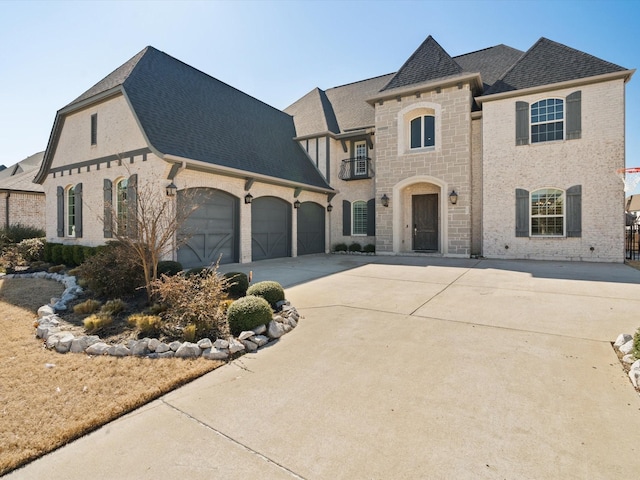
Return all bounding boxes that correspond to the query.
[327,72,396,91]
[454,43,522,59]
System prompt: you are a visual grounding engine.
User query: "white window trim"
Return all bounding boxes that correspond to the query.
[115,177,128,235]
[354,141,367,176]
[530,97,565,144]
[352,200,368,236]
[397,102,442,156]
[66,185,76,238]
[530,187,565,237]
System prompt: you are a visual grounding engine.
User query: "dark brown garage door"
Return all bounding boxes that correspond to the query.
[252,196,291,261]
[297,201,325,255]
[177,188,239,268]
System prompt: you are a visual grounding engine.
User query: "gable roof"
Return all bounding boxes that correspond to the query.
[381,36,462,92]
[38,47,332,191]
[485,37,628,95]
[285,73,393,137]
[0,151,44,192]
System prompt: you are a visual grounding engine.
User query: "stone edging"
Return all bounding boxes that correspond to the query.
[614,333,640,388]
[3,272,300,360]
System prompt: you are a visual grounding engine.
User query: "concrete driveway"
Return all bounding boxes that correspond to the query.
[8,255,640,479]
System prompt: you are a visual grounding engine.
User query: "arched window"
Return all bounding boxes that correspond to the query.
[410,114,435,149]
[66,186,76,237]
[116,178,128,235]
[352,200,368,236]
[531,188,564,236]
[531,98,564,143]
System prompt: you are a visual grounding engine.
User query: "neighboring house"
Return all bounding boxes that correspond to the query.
[0,151,45,229]
[36,35,634,265]
[286,36,634,262]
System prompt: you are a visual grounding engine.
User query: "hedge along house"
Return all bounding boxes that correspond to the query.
[35,47,333,268]
[286,36,634,262]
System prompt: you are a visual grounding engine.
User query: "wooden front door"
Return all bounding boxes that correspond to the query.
[412,194,438,251]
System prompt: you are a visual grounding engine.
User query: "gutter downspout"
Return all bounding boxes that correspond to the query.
[4,191,10,228]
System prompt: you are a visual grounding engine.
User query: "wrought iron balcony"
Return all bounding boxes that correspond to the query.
[338,157,374,181]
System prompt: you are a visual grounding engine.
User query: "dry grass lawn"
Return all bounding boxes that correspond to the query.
[0,278,223,476]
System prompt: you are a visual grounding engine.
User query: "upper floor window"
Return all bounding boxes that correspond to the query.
[352,200,368,235]
[91,113,97,145]
[67,186,76,237]
[530,188,564,236]
[531,99,563,143]
[354,141,367,176]
[410,115,435,149]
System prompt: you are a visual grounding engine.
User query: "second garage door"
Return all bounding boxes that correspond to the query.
[297,201,325,255]
[252,196,291,261]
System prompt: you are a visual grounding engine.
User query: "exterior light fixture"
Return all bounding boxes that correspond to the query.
[327,204,333,212]
[244,193,253,204]
[449,190,458,205]
[294,199,301,209]
[166,182,177,197]
[381,194,389,207]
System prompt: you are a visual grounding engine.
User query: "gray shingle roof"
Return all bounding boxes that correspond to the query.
[485,37,628,95]
[454,44,524,91]
[285,74,393,137]
[381,36,462,92]
[0,151,44,192]
[53,47,332,191]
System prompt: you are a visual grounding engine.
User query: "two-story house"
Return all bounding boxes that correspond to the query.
[35,35,634,265]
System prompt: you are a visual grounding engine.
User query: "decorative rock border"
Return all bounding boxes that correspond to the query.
[614,333,640,388]
[3,272,300,360]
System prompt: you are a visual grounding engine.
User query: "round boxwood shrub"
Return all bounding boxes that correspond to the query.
[227,295,273,336]
[157,260,183,277]
[334,243,348,252]
[348,242,362,252]
[246,280,285,307]
[224,272,249,298]
[363,243,375,253]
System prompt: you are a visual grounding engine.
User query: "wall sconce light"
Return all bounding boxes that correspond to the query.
[165,182,177,197]
[449,190,458,205]
[294,199,301,209]
[244,193,253,204]
[327,204,333,212]
[381,194,389,207]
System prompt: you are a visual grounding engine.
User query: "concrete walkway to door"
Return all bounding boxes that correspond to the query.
[8,255,640,479]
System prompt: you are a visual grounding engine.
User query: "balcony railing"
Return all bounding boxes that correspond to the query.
[338,157,374,181]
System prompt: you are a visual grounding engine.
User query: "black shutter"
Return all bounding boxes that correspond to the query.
[515,101,529,146]
[515,188,529,237]
[566,91,581,140]
[566,185,582,237]
[75,183,83,238]
[342,200,351,236]
[57,186,64,237]
[127,174,138,238]
[103,179,113,238]
[366,198,376,236]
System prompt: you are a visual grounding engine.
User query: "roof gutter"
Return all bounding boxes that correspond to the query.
[476,69,636,104]
[292,127,375,142]
[164,154,335,194]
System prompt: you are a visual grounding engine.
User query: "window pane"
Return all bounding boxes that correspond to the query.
[531,189,564,236]
[352,201,368,235]
[410,118,421,149]
[424,115,435,147]
[67,187,76,236]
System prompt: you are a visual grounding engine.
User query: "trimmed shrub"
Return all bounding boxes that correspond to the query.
[43,242,61,263]
[363,243,375,253]
[72,245,84,266]
[157,260,183,277]
[83,312,113,332]
[51,245,64,265]
[634,327,640,358]
[75,242,145,298]
[334,243,348,252]
[101,299,126,315]
[223,272,249,298]
[127,313,162,334]
[83,246,97,260]
[348,242,362,252]
[0,224,45,245]
[246,281,285,308]
[73,299,102,314]
[227,295,273,336]
[61,245,75,266]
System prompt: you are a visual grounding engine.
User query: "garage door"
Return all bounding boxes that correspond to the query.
[252,196,291,261]
[297,201,325,255]
[177,188,238,268]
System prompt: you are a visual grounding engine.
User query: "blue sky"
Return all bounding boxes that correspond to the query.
[1,0,638,187]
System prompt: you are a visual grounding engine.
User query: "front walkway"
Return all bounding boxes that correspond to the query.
[8,255,640,479]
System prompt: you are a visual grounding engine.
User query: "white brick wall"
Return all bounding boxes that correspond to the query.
[481,79,626,262]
